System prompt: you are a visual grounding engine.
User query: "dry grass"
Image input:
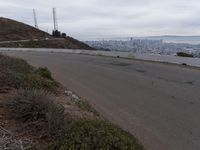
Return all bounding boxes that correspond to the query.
[0,53,33,73]
[0,17,51,41]
[5,89,71,139]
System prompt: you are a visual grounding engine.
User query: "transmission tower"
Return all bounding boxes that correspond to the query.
[33,9,38,29]
[53,8,58,31]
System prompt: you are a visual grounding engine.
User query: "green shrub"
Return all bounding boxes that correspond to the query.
[36,67,54,81]
[6,89,70,138]
[21,74,57,91]
[0,71,57,91]
[0,54,57,91]
[177,52,193,57]
[55,119,144,150]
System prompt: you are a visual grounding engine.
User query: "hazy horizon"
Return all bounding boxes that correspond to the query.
[1,0,200,40]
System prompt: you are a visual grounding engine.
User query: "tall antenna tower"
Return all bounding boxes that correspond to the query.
[52,8,58,31]
[33,9,38,29]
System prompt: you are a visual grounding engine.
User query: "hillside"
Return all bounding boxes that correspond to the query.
[0,17,94,49]
[0,17,51,41]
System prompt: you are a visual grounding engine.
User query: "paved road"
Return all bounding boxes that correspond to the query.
[5,51,200,150]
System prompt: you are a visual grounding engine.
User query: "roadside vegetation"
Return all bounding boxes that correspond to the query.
[0,38,95,49]
[53,119,144,150]
[177,52,194,57]
[0,53,144,150]
[0,54,57,91]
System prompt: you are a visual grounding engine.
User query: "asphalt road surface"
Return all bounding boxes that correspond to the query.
[4,51,200,150]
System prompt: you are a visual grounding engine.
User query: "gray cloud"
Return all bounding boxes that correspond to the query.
[0,0,200,40]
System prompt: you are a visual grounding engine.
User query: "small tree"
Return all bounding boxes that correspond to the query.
[52,30,61,37]
[177,52,193,57]
[61,33,67,38]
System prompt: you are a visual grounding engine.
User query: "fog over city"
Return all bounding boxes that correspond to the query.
[1,0,200,40]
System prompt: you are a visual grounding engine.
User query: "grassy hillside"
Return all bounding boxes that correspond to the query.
[0,17,94,50]
[0,54,144,150]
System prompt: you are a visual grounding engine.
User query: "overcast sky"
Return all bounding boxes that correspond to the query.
[1,0,200,40]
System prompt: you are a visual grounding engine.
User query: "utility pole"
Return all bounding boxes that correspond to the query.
[52,8,58,31]
[33,9,38,29]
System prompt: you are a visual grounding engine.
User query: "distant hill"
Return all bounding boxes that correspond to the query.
[0,17,94,50]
